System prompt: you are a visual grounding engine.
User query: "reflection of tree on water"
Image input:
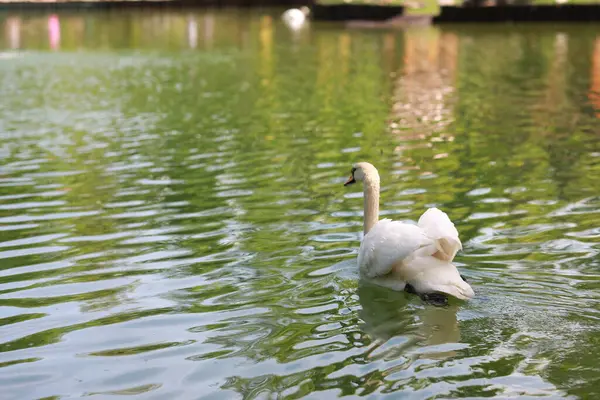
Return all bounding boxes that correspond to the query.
[390,28,599,245]
[539,32,600,201]
[539,32,584,201]
[5,16,20,49]
[339,32,351,80]
[203,12,214,50]
[386,28,464,232]
[187,15,197,49]
[386,27,469,230]
[259,15,273,89]
[390,28,458,142]
[381,32,396,79]
[536,32,568,124]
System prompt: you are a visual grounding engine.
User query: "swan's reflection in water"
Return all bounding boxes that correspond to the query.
[357,281,463,362]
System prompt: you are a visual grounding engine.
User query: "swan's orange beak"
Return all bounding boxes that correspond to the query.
[344,175,356,186]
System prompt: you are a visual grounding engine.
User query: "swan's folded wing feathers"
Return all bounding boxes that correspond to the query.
[417,208,460,243]
[358,219,432,278]
[418,207,462,261]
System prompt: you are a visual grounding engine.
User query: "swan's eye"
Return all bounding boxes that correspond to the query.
[351,167,357,174]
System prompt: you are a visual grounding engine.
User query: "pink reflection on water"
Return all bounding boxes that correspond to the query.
[48,14,60,50]
[187,17,198,49]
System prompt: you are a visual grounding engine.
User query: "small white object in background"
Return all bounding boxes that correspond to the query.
[282,6,311,31]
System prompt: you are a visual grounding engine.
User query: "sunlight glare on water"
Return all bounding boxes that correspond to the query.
[0,10,599,400]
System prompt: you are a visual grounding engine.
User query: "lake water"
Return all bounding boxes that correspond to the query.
[0,10,599,399]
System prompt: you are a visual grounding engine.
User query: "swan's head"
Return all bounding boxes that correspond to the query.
[300,6,310,15]
[344,162,379,186]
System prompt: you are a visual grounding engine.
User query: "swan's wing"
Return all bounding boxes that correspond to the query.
[418,207,462,262]
[401,255,474,300]
[358,219,432,279]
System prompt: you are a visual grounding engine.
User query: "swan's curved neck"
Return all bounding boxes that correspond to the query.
[363,176,380,235]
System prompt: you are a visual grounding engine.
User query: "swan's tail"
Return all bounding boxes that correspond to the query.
[418,208,462,262]
[436,278,475,300]
[402,255,474,300]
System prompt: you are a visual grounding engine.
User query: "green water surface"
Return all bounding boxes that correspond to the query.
[0,10,599,399]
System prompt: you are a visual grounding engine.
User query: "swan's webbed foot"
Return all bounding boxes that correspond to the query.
[405,284,449,306]
[420,292,448,307]
[404,283,417,294]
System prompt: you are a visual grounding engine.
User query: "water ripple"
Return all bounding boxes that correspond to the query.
[0,13,599,400]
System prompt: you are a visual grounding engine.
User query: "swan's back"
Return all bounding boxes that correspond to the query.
[358,219,432,278]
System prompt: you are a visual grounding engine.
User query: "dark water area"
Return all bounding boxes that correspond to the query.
[0,10,599,399]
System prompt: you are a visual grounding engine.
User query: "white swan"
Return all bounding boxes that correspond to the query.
[282,6,310,30]
[344,162,474,301]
